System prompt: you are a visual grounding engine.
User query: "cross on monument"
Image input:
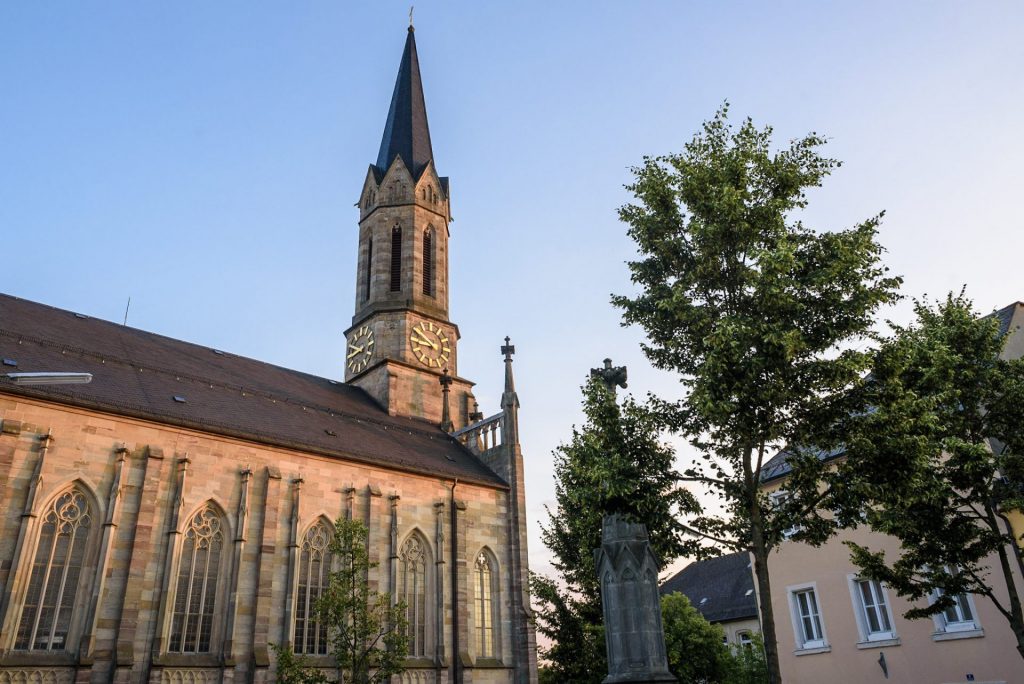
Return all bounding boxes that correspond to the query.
[591,358,628,394]
[501,336,515,361]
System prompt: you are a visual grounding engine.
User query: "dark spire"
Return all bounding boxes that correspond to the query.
[376,27,435,179]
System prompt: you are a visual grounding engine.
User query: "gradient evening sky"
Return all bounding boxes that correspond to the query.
[2,2,1022,577]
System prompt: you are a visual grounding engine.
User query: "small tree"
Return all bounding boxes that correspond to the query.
[535,377,699,683]
[660,592,733,684]
[275,517,409,684]
[830,292,1024,658]
[613,104,901,683]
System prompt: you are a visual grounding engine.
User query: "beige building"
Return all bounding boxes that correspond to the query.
[759,302,1024,684]
[0,26,538,684]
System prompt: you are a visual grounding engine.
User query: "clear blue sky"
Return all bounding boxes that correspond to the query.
[3,2,1023,575]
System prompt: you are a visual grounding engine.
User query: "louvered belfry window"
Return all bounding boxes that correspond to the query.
[15,487,93,651]
[390,225,402,292]
[364,238,373,302]
[422,228,434,297]
[169,505,224,653]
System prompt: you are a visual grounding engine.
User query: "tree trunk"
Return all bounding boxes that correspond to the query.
[750,505,784,684]
[992,510,1024,662]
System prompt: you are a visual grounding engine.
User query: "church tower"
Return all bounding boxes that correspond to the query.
[344,26,476,429]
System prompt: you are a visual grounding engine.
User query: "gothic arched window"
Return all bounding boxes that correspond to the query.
[15,487,94,651]
[390,225,402,292]
[294,521,332,655]
[169,505,225,653]
[399,535,429,656]
[474,551,497,658]
[422,227,434,297]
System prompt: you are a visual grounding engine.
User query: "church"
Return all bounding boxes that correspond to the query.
[0,26,538,684]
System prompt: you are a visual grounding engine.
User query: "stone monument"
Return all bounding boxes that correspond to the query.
[595,515,677,683]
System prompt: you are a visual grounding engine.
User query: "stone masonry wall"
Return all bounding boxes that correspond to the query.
[0,395,519,684]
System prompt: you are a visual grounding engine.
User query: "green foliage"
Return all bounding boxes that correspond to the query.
[827,292,1024,654]
[275,517,409,684]
[660,592,732,683]
[532,572,606,684]
[269,644,329,684]
[535,377,697,683]
[726,632,769,684]
[612,103,901,683]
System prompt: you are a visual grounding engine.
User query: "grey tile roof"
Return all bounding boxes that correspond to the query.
[0,293,506,488]
[660,551,758,624]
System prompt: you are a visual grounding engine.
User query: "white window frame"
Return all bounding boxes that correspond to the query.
[736,630,753,648]
[932,588,979,633]
[787,582,829,653]
[847,575,897,644]
[771,491,801,539]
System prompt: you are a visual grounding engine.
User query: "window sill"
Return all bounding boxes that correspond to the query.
[0,652,77,667]
[856,637,900,649]
[152,654,222,668]
[793,645,831,656]
[470,658,510,669]
[932,627,984,642]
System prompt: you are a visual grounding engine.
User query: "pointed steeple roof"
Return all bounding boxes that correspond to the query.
[375,27,434,179]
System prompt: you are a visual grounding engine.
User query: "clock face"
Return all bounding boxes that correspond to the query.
[347,325,375,374]
[410,320,451,368]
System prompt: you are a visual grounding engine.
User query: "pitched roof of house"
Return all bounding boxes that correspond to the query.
[0,293,505,487]
[375,27,435,180]
[660,551,758,624]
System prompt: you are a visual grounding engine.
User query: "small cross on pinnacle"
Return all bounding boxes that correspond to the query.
[501,336,515,361]
[591,358,628,394]
[409,6,414,30]
[439,367,453,432]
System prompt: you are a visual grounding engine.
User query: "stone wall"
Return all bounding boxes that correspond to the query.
[0,395,521,684]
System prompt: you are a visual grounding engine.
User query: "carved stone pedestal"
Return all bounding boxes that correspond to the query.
[594,515,676,684]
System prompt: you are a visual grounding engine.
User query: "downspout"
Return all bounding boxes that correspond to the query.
[449,478,460,684]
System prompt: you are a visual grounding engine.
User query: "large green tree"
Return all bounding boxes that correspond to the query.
[534,376,699,683]
[613,104,901,683]
[826,293,1024,658]
[275,517,409,684]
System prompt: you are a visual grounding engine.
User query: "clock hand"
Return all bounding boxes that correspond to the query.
[412,333,438,350]
[347,345,364,358]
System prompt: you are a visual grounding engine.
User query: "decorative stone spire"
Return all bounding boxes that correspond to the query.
[439,367,453,432]
[375,25,435,179]
[501,337,519,409]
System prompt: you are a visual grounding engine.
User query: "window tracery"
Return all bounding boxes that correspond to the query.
[15,488,93,651]
[168,505,224,653]
[474,551,497,658]
[294,521,332,655]
[399,535,429,656]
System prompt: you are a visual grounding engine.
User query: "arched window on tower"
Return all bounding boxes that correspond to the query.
[390,225,402,292]
[168,504,225,653]
[364,238,373,302]
[294,520,332,655]
[422,227,434,297]
[399,534,430,656]
[15,486,94,651]
[474,551,498,658]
